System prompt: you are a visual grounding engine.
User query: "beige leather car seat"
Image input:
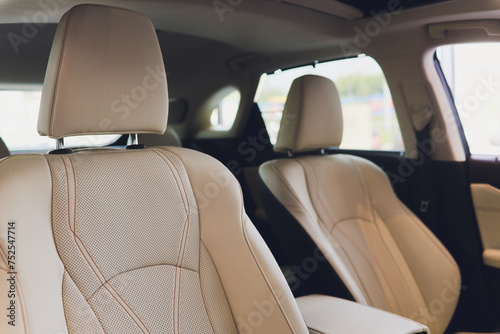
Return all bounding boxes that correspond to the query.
[0,5,309,334]
[259,74,462,334]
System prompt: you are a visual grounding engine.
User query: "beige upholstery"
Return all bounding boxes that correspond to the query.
[470,183,500,269]
[260,75,461,334]
[274,75,343,153]
[0,5,309,334]
[0,149,308,334]
[296,295,429,334]
[0,137,10,158]
[38,5,168,139]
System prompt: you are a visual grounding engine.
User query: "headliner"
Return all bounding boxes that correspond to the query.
[0,0,500,86]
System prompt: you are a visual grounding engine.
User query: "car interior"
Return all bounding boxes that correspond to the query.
[1,0,500,333]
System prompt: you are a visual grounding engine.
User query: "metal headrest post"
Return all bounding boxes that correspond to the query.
[131,134,138,145]
[56,138,65,150]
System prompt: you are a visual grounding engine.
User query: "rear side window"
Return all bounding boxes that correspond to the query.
[255,55,403,151]
[437,43,500,156]
[210,89,241,130]
[0,90,120,153]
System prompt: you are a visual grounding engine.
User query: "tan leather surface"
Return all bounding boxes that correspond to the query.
[296,294,429,334]
[0,147,309,333]
[38,4,168,139]
[274,75,343,153]
[260,154,461,334]
[483,249,500,269]
[45,148,236,333]
[470,184,500,265]
[164,146,309,334]
[470,184,500,269]
[0,154,67,334]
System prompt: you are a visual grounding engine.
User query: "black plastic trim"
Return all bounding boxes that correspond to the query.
[48,148,73,155]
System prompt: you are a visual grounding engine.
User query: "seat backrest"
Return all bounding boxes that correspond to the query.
[0,137,10,159]
[259,75,461,334]
[0,5,308,334]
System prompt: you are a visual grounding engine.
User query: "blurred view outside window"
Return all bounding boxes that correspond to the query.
[0,90,119,153]
[438,43,500,156]
[210,89,241,130]
[255,55,403,151]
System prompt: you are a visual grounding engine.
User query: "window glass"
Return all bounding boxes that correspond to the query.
[0,90,120,152]
[255,55,403,151]
[437,43,500,155]
[210,89,241,130]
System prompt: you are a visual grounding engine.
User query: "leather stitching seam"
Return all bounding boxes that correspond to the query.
[153,149,192,334]
[199,242,217,334]
[352,158,404,314]
[61,156,150,334]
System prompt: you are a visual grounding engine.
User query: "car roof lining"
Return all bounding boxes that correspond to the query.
[1,0,499,86]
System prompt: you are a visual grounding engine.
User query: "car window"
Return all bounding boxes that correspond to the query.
[255,55,403,151]
[437,43,500,156]
[0,90,120,153]
[210,89,241,130]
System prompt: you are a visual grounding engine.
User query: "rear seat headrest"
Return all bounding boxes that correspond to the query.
[38,4,168,139]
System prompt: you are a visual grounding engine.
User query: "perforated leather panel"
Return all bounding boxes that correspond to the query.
[46,149,237,334]
[260,154,461,334]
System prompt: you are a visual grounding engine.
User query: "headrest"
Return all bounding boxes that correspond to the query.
[140,128,182,147]
[274,75,343,153]
[38,4,168,139]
